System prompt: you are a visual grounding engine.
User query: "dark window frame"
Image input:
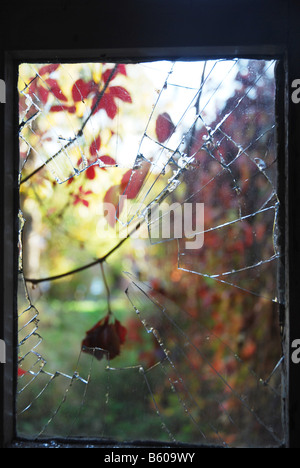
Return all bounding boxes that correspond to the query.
[0,0,299,448]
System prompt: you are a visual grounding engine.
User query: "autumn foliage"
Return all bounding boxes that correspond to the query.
[82,315,127,361]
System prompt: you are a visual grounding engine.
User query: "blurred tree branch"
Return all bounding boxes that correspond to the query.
[24,220,142,284]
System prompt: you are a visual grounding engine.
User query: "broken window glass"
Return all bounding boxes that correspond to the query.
[17,59,284,447]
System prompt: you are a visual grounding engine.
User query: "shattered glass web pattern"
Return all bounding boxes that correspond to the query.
[17,59,284,447]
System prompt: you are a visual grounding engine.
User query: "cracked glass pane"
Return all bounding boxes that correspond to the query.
[17,58,284,447]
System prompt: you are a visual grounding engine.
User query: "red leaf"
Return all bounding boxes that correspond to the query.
[99,155,116,170]
[39,64,60,76]
[92,86,131,119]
[89,135,101,156]
[50,105,76,113]
[117,64,127,76]
[86,165,96,180]
[27,79,49,104]
[27,78,37,93]
[82,316,127,361]
[92,92,117,119]
[109,86,132,103]
[102,64,127,84]
[72,79,95,102]
[155,112,175,143]
[102,68,116,84]
[45,78,68,101]
[72,186,93,206]
[38,85,50,104]
[103,185,125,227]
[120,161,150,199]
[115,319,127,344]
[79,186,93,195]
[18,356,27,376]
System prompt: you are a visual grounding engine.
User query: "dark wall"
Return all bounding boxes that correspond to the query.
[1,0,300,448]
[0,0,289,54]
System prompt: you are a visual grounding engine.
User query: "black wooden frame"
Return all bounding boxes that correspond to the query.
[0,0,299,448]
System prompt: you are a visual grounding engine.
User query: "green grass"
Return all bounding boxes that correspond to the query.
[17,293,172,441]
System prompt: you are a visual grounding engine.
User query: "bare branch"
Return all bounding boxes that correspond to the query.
[24,220,142,284]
